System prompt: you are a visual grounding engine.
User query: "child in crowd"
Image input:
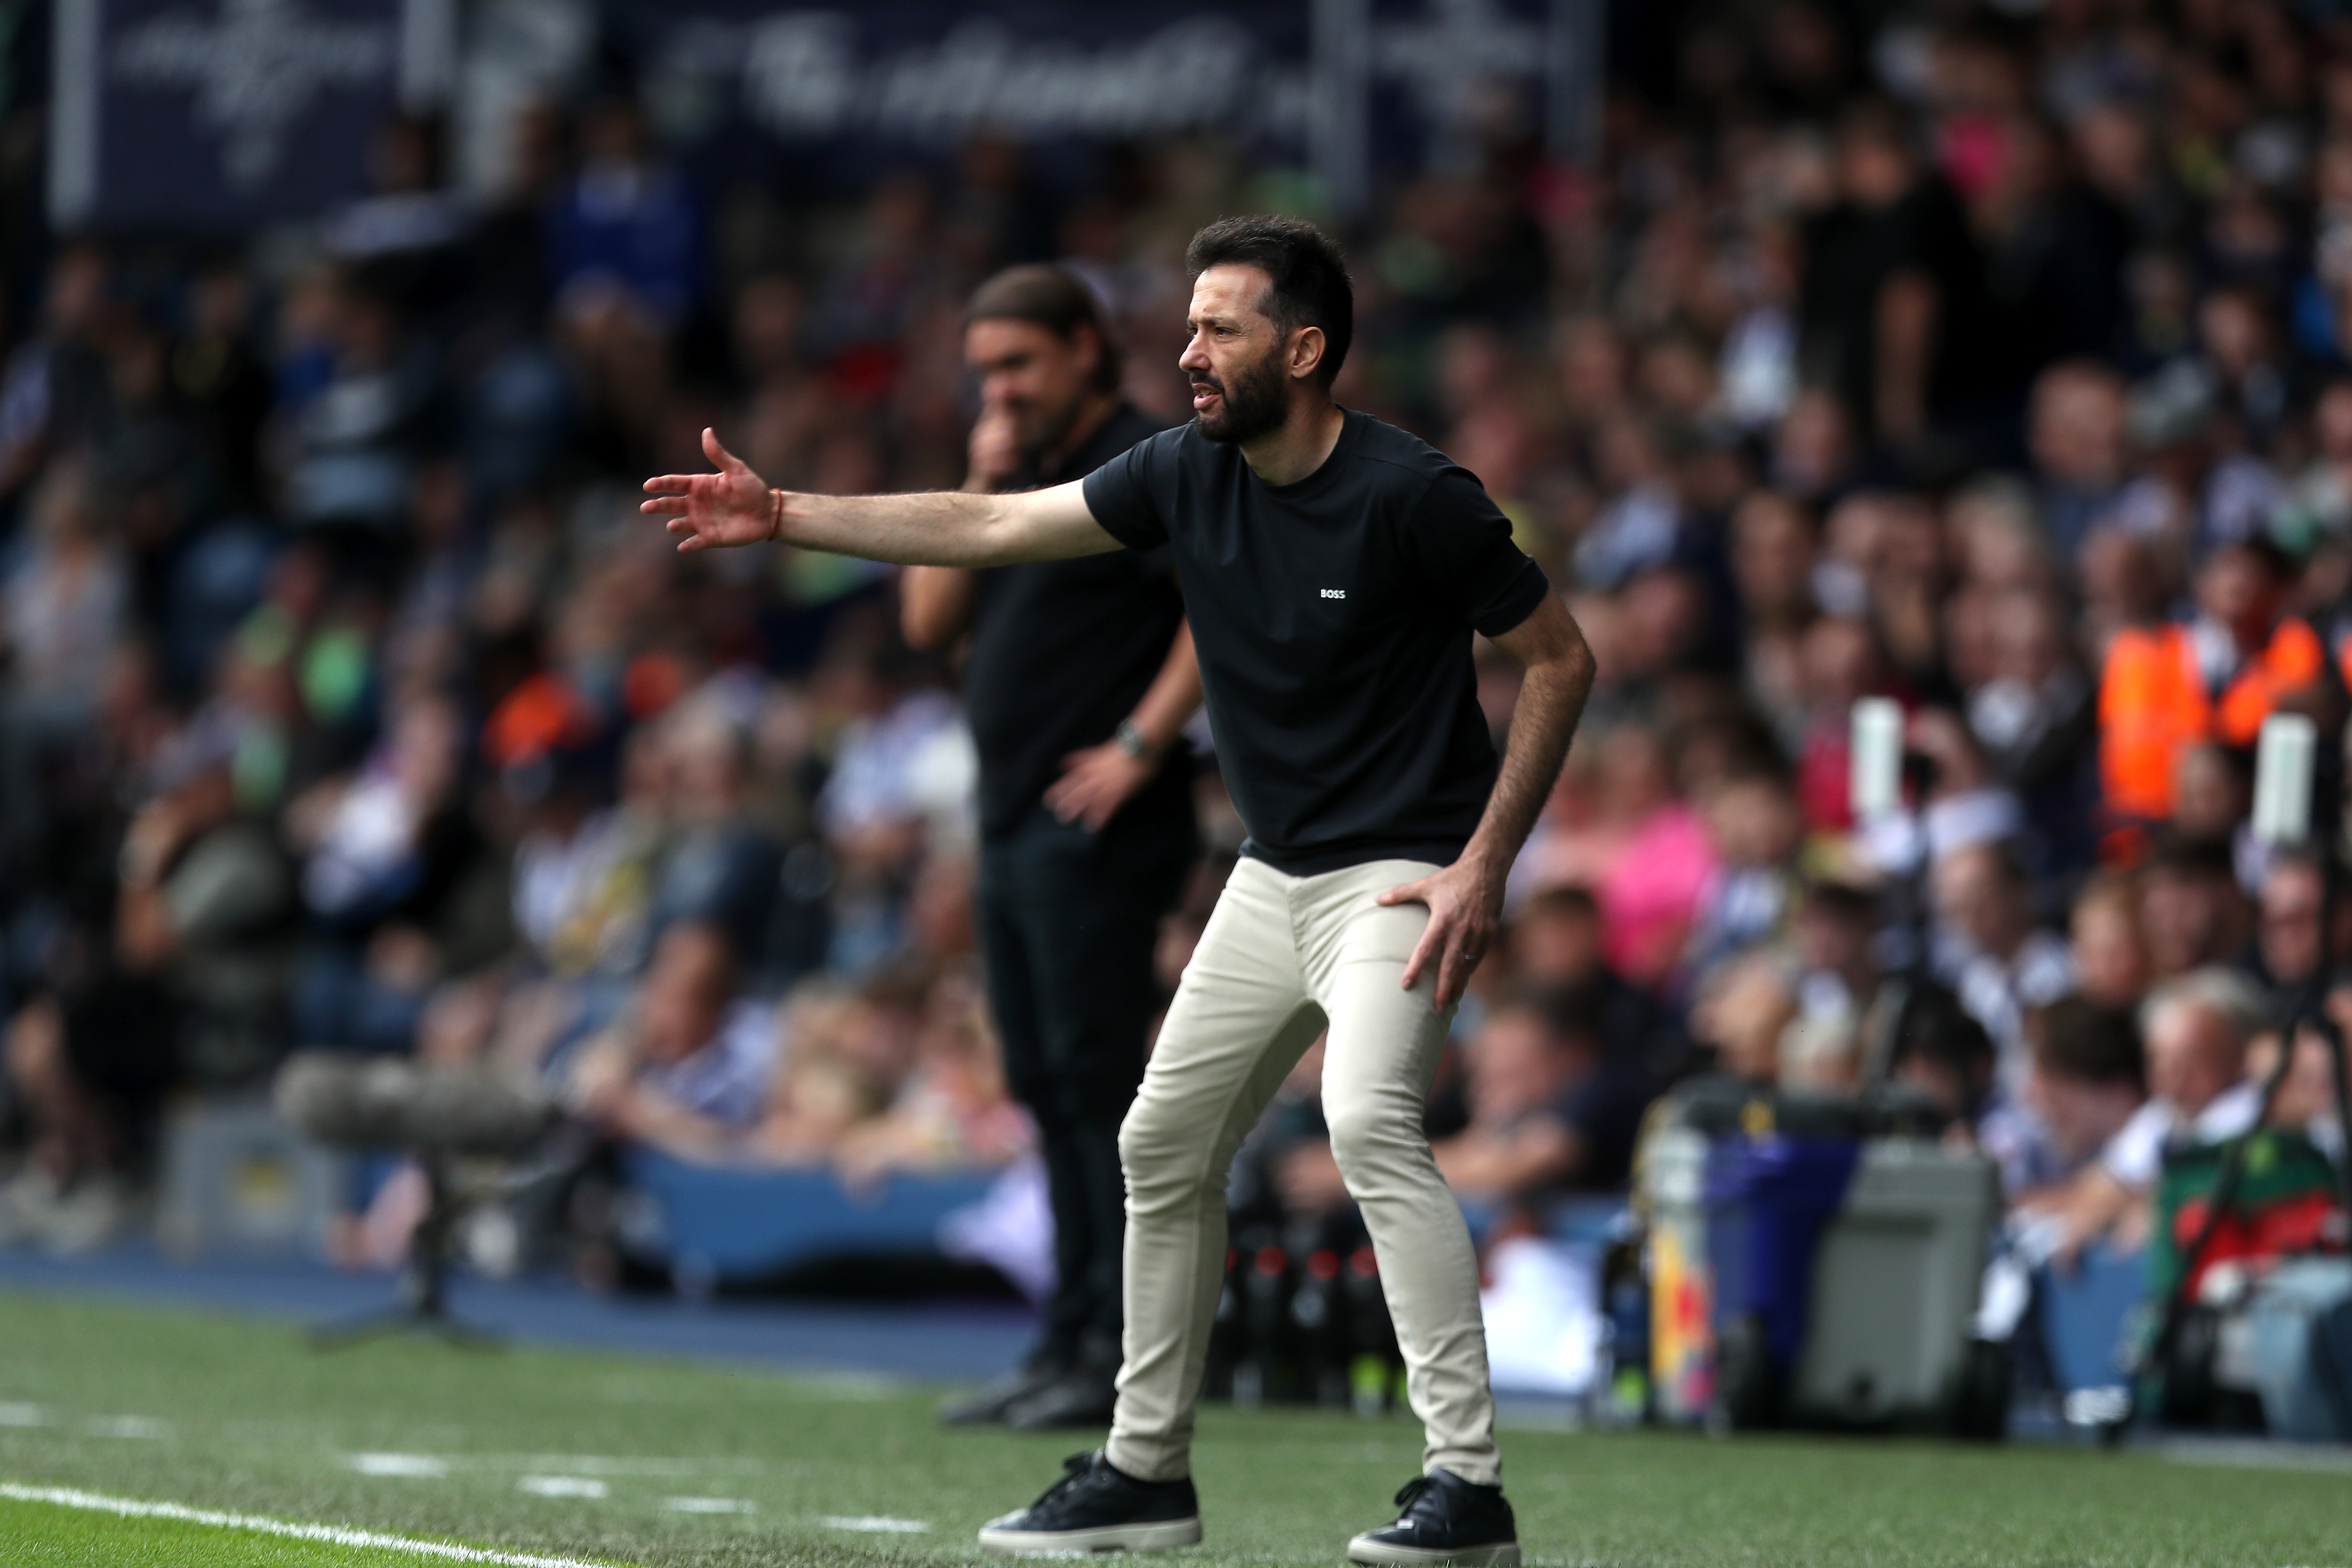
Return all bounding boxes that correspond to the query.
[1996,997,2145,1200]
[567,921,776,1160]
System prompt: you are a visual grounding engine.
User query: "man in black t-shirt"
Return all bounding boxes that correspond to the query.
[647,216,1596,1567]
[904,266,1200,1433]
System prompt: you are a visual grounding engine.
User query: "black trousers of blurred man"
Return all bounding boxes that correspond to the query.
[915,384,1197,1431]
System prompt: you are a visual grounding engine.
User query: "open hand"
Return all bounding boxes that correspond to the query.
[641,428,778,552]
[1375,855,1504,1011]
[1045,741,1154,831]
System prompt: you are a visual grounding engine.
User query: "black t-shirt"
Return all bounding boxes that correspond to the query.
[963,402,1183,837]
[1082,409,1549,875]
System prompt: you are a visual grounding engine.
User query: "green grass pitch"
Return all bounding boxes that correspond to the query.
[0,1289,2346,1567]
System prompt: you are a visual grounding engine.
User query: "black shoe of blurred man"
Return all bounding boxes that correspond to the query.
[939,1347,1067,1426]
[977,1450,1201,1555]
[1003,1332,1118,1430]
[1346,1470,1520,1566]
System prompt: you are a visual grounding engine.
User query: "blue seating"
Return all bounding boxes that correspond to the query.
[2033,1242,2144,1395]
[621,1150,998,1283]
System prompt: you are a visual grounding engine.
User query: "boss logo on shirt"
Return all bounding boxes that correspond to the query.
[1320,588,1346,599]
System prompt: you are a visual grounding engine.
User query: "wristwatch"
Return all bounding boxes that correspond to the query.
[1114,718,1155,760]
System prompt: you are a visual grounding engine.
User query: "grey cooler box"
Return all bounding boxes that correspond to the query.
[1645,1122,2002,1432]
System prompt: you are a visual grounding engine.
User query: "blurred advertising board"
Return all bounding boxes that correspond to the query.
[48,0,456,231]
[47,0,1595,232]
[641,2,1310,148]
[638,0,1597,209]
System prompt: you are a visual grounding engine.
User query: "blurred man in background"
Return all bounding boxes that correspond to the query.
[1435,988,1650,1203]
[904,266,1200,1431]
[567,920,777,1160]
[2028,968,2264,1259]
[2256,846,2352,993]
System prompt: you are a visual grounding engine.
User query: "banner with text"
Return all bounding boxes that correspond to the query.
[50,0,1593,231]
[47,0,443,230]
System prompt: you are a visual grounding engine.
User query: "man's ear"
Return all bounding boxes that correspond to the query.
[1288,325,1327,383]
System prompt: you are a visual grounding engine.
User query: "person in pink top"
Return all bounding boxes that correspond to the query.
[1518,723,1716,991]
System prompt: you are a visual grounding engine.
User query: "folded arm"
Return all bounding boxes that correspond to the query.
[644,428,1122,568]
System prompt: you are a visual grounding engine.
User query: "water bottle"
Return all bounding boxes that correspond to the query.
[1291,1247,1351,1407]
[1235,1238,1292,1407]
[1204,1245,1243,1401]
[1597,1218,1652,1426]
[1345,1244,1397,1417]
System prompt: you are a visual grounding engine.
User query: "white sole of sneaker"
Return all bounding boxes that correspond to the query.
[977,1516,1204,1555]
[1344,1537,1520,1567]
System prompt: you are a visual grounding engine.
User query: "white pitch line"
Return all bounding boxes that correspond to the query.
[494,1454,754,1477]
[348,1453,452,1478]
[819,1515,930,1533]
[518,1476,608,1499]
[0,1481,621,1568]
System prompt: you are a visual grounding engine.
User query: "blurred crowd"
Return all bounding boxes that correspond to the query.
[3,0,2351,1284]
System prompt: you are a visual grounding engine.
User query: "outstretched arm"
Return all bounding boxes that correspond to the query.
[643,429,1122,567]
[1378,591,1597,1009]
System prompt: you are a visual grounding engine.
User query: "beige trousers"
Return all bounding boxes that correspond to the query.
[1104,855,1501,1487]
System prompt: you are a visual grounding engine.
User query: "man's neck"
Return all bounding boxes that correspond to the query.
[1239,398,1347,487]
[1037,390,1120,482]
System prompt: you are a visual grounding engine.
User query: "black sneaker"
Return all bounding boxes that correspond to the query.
[941,1350,1069,1426]
[1005,1336,1121,1430]
[1005,1364,1119,1430]
[1346,1470,1519,1566]
[977,1451,1202,1555]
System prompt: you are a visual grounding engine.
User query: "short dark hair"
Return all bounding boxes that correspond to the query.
[1888,987,1994,1097]
[1184,215,1354,388]
[2027,997,2143,1091]
[2206,531,2297,580]
[2265,842,2351,883]
[1799,879,1876,924]
[964,264,1123,392]
[1499,982,1605,1054]
[2145,833,2236,883]
[1968,837,2031,893]
[1522,884,1599,923]
[1837,96,1917,156]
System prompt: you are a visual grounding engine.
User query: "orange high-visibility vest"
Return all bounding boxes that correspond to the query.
[2099,618,2323,819]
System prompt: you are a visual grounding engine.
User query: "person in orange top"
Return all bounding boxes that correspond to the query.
[2099,537,2321,821]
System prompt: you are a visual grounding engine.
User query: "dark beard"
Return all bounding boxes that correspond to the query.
[1194,344,1288,444]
